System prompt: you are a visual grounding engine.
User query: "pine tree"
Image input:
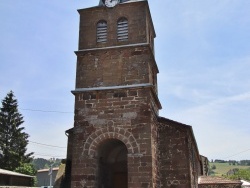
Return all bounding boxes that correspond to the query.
[0,91,33,171]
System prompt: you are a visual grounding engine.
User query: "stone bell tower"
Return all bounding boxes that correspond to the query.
[65,0,202,188]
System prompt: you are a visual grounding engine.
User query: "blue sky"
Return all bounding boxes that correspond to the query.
[0,0,249,161]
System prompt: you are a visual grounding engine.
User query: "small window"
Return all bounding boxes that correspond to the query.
[117,18,128,41]
[97,20,107,43]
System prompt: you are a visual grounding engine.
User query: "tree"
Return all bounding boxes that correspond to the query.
[228,169,250,181]
[15,163,37,186]
[32,158,62,170]
[32,158,50,170]
[15,163,36,176]
[211,165,216,170]
[0,91,33,171]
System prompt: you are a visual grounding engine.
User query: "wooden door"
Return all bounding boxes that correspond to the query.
[113,172,127,188]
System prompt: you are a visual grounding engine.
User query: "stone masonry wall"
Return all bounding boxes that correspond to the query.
[63,129,73,188]
[78,2,151,50]
[75,46,157,89]
[71,1,160,185]
[70,88,158,188]
[188,136,200,188]
[151,121,160,188]
[199,184,242,188]
[157,118,198,188]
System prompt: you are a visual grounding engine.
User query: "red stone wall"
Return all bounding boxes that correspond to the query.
[199,184,242,188]
[188,136,200,188]
[64,1,203,188]
[77,2,154,50]
[75,46,157,89]
[70,88,159,187]
[63,129,73,188]
[156,118,200,188]
[151,121,159,188]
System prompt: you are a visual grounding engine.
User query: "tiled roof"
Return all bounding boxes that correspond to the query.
[0,168,34,178]
[199,176,242,185]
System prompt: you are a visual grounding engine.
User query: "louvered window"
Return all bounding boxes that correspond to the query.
[117,18,128,41]
[97,20,107,43]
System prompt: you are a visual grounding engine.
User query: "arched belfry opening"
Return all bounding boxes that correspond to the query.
[97,139,128,188]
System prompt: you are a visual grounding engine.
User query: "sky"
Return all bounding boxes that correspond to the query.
[0,0,249,161]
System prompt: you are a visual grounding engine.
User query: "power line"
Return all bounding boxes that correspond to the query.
[0,132,68,149]
[33,152,66,158]
[29,144,67,153]
[0,133,67,149]
[29,141,67,149]
[2,106,73,114]
[224,149,250,159]
[0,133,67,158]
[20,108,73,114]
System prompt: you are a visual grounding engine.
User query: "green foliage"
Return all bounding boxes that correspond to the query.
[214,159,227,163]
[15,163,37,186]
[208,164,217,175]
[32,158,62,170]
[32,158,50,170]
[229,160,237,165]
[240,160,250,166]
[212,160,250,166]
[15,163,37,176]
[211,165,216,169]
[0,91,33,171]
[209,162,250,177]
[227,169,250,181]
[208,168,215,175]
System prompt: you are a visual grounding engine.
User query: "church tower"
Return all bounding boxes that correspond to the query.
[65,0,202,188]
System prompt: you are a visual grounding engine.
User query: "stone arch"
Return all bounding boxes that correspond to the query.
[82,126,139,157]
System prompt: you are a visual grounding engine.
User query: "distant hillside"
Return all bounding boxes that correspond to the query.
[209,162,250,176]
[32,158,62,170]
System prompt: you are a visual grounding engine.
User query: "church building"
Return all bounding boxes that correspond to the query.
[64,0,206,187]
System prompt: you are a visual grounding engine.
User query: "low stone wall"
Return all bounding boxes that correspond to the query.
[198,176,242,188]
[199,185,241,188]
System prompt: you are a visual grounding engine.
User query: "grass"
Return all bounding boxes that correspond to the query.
[210,162,250,176]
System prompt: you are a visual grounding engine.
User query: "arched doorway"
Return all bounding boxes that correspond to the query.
[97,139,128,188]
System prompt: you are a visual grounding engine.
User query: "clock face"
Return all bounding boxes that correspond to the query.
[105,0,120,7]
